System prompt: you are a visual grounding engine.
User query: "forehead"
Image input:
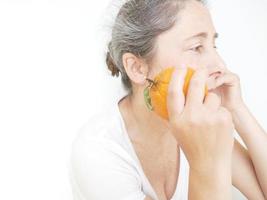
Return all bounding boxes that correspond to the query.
[159,1,216,41]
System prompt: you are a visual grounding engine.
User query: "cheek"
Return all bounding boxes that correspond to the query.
[151,49,206,73]
[153,50,184,70]
[179,52,204,70]
[180,53,199,69]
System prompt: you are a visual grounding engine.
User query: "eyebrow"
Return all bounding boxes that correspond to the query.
[185,32,219,41]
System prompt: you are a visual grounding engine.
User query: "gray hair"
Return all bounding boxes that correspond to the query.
[106,0,204,93]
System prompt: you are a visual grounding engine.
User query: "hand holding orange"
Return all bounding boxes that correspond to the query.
[144,66,208,120]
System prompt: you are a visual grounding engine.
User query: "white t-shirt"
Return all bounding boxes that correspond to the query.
[69,94,190,200]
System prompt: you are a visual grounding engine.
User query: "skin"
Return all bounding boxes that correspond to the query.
[119,0,267,199]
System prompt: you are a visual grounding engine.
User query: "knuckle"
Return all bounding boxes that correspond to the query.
[205,115,217,126]
[186,113,201,127]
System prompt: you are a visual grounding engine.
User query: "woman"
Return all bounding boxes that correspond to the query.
[70,0,267,199]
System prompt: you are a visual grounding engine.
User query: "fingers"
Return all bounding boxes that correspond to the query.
[204,91,221,110]
[167,66,187,121]
[215,71,240,88]
[186,67,209,107]
[206,73,220,90]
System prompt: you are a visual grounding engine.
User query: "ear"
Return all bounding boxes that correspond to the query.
[122,52,148,85]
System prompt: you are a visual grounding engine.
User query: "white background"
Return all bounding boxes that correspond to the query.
[0,0,266,199]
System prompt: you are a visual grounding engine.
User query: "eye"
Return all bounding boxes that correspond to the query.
[190,45,203,53]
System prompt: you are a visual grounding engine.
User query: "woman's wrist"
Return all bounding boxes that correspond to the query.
[231,102,267,138]
[190,159,232,176]
[189,163,232,200]
[188,151,232,175]
[227,101,247,115]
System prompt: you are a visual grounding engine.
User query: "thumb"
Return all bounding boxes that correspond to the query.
[167,66,187,121]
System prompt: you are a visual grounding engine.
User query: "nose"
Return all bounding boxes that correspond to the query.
[206,51,227,77]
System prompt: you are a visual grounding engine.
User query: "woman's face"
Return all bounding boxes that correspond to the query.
[149,0,226,78]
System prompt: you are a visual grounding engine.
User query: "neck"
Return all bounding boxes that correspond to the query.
[125,90,171,140]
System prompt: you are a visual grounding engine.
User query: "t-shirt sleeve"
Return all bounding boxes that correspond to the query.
[70,137,147,200]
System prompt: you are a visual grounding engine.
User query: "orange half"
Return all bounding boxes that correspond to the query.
[144,66,208,120]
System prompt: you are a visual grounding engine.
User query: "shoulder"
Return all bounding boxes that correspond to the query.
[71,132,137,171]
[69,99,148,199]
[70,105,135,169]
[76,107,115,139]
[70,133,144,200]
[73,102,134,154]
[74,104,125,141]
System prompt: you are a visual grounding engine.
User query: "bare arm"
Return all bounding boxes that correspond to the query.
[145,138,265,200]
[232,139,265,200]
[231,104,267,198]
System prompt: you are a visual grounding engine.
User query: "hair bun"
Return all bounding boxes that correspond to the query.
[106,51,120,77]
